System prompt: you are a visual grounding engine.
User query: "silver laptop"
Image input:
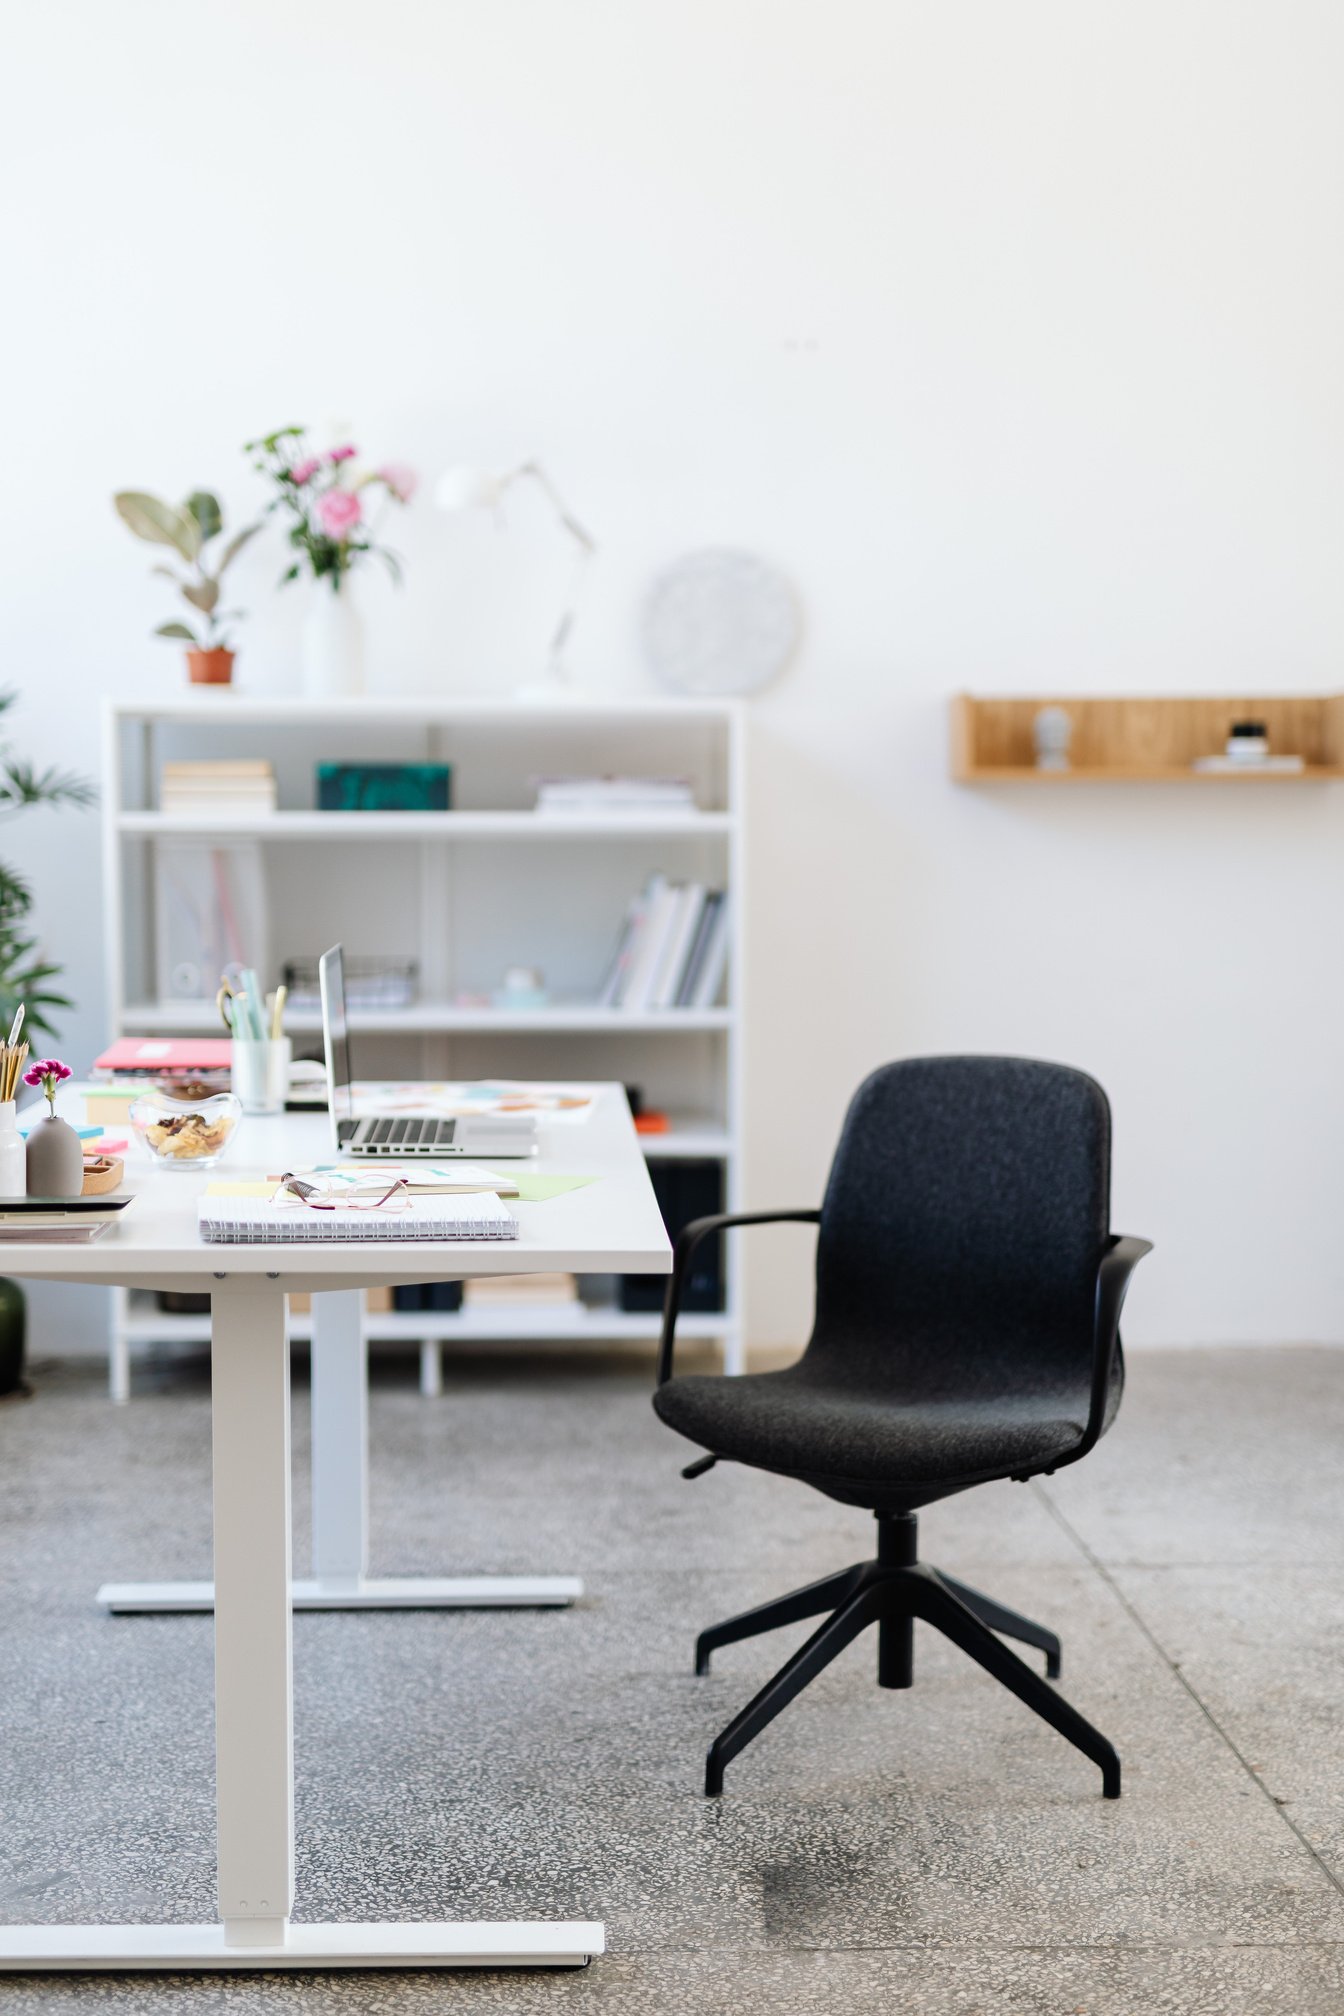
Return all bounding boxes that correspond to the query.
[318,945,538,1158]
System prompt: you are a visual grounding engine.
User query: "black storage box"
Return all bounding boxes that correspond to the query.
[619,1159,725,1313]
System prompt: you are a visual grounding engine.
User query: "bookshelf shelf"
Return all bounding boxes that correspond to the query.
[120,1000,734,1034]
[119,1290,729,1348]
[118,809,734,839]
[102,696,745,1399]
[951,692,1344,783]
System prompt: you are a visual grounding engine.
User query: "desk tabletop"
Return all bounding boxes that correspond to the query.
[3,1084,670,1292]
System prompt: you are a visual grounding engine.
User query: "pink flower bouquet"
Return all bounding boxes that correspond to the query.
[245,428,414,591]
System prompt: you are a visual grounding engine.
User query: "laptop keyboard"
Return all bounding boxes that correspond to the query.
[357,1116,456,1152]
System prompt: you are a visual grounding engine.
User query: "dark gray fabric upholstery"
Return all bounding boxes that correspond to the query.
[653,1056,1118,1511]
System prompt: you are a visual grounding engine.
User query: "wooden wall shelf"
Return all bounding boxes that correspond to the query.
[951,693,1344,783]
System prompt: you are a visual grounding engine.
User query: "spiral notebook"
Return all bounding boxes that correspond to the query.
[198,1195,519,1244]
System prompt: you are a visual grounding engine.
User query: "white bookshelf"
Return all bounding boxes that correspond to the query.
[101,696,745,1399]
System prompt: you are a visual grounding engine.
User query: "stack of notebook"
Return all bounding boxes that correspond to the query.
[534,776,695,813]
[0,1197,133,1243]
[160,760,277,817]
[198,1195,519,1243]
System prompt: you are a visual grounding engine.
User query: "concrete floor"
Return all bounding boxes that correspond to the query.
[1,1342,1342,2014]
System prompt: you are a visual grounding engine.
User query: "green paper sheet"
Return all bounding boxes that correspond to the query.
[487,1169,599,1203]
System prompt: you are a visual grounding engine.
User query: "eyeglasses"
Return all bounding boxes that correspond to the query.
[272,1171,410,1212]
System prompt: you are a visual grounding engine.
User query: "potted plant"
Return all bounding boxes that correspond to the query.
[114,489,259,684]
[0,695,93,1396]
[245,428,415,696]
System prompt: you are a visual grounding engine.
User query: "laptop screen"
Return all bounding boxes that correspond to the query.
[318,945,354,1136]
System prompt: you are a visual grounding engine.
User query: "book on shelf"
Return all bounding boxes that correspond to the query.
[154,839,270,1006]
[647,882,704,1010]
[160,760,278,816]
[619,875,681,1010]
[597,878,729,1013]
[533,776,696,813]
[679,892,730,1009]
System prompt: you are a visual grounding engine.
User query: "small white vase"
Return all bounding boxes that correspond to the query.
[302,576,364,698]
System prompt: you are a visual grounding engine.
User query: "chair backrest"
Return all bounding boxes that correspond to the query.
[809,1057,1110,1401]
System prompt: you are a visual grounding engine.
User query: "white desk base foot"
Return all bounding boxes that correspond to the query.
[0,1920,604,1971]
[95,1575,584,1614]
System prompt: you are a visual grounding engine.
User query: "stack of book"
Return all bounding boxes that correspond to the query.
[534,775,696,814]
[599,878,730,1011]
[160,760,278,817]
[461,1272,580,1310]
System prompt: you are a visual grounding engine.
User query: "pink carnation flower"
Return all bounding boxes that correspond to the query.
[25,1058,71,1112]
[289,456,321,486]
[24,1059,71,1085]
[328,444,357,465]
[377,462,418,503]
[316,488,363,538]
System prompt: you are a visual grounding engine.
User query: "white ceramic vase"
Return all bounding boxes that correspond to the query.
[302,575,364,698]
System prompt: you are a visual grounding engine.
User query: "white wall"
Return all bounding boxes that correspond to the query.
[2,0,1343,1353]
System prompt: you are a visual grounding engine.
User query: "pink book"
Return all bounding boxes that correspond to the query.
[93,1037,234,1074]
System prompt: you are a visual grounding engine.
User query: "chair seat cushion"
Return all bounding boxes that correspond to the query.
[652,1363,1089,1493]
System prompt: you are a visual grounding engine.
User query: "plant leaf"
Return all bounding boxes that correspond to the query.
[216,521,262,573]
[183,491,222,543]
[0,866,32,920]
[182,580,220,614]
[114,492,200,561]
[154,621,199,642]
[0,761,96,811]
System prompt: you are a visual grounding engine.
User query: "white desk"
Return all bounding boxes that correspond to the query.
[0,1084,669,1974]
[94,1098,647,1616]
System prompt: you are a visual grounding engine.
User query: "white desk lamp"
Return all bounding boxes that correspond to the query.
[435,461,596,698]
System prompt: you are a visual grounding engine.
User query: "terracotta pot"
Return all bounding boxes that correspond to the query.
[186,648,235,686]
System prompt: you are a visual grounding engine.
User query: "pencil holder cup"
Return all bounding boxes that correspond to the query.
[0,1102,26,1199]
[231,1037,291,1116]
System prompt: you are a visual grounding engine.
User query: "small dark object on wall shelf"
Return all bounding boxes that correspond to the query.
[316,763,451,813]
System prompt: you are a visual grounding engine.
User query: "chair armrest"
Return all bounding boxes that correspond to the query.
[1051,1234,1153,1470]
[657,1210,822,1385]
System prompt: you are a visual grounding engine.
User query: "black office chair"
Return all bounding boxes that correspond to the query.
[653,1056,1151,1800]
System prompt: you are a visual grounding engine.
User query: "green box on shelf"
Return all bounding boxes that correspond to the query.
[316,762,451,812]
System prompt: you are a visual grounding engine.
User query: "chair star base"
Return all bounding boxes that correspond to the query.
[695,1510,1117,1800]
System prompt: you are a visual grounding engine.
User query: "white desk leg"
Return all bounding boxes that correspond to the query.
[109,1296,131,1406]
[98,1288,582,1613]
[310,1290,367,1587]
[1,1276,602,1970]
[419,1338,444,1397]
[212,1282,295,1944]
